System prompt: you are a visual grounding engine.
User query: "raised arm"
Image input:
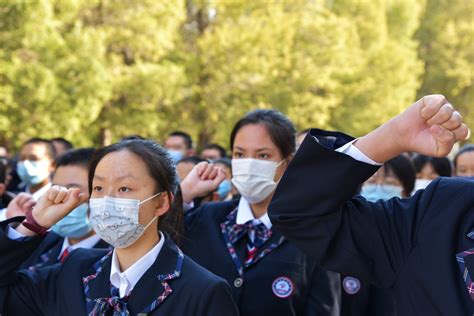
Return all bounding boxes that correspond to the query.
[268,95,470,287]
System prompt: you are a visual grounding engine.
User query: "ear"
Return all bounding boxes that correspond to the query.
[154,192,173,217]
[0,183,5,196]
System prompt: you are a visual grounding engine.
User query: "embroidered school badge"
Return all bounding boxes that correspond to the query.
[272,276,294,298]
[343,276,361,295]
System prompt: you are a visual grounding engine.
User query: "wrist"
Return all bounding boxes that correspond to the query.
[180,180,195,204]
[21,208,48,236]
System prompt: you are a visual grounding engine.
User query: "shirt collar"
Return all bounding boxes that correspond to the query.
[58,233,102,259]
[236,197,272,230]
[110,231,165,298]
[27,182,52,201]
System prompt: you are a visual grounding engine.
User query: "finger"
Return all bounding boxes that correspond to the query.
[63,189,83,209]
[16,193,29,207]
[196,162,208,176]
[208,167,219,180]
[48,186,61,201]
[53,187,69,204]
[23,200,36,212]
[426,103,454,126]
[452,123,470,141]
[213,168,227,185]
[420,95,447,120]
[430,125,455,156]
[200,164,214,180]
[441,111,463,131]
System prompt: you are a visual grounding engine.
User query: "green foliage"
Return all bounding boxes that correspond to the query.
[0,0,472,150]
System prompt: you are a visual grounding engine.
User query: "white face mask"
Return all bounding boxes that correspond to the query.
[231,158,283,204]
[89,192,162,249]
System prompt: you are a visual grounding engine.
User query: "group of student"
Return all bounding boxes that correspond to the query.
[0,94,472,315]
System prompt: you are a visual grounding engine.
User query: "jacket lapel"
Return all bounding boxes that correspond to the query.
[245,229,286,268]
[456,229,474,301]
[127,236,184,314]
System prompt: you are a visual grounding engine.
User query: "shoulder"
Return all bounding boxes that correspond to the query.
[186,199,239,227]
[180,253,228,287]
[62,248,110,271]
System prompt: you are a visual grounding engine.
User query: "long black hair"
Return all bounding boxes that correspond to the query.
[88,139,183,242]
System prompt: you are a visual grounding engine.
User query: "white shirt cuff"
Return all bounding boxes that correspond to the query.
[183,201,195,212]
[335,140,382,166]
[0,208,6,221]
[7,226,27,240]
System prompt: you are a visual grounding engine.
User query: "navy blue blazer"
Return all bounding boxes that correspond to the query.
[20,231,110,271]
[0,218,239,316]
[269,129,474,315]
[182,199,340,316]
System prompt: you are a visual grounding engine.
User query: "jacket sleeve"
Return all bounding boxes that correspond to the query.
[268,129,440,288]
[304,266,341,316]
[0,217,60,315]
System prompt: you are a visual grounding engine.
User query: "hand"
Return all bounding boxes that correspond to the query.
[356,95,470,162]
[5,193,36,219]
[180,162,227,204]
[393,95,470,156]
[17,186,86,237]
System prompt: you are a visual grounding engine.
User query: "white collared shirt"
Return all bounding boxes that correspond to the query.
[26,182,52,201]
[57,234,102,260]
[235,197,272,242]
[110,232,165,298]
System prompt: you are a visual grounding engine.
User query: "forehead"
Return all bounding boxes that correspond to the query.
[458,152,474,165]
[21,143,48,157]
[53,165,88,187]
[233,124,277,150]
[94,150,153,182]
[165,136,186,147]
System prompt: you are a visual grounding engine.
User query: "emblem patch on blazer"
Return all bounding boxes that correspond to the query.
[272,276,294,298]
[343,276,361,295]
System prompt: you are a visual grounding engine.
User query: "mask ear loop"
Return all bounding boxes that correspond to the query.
[139,192,163,206]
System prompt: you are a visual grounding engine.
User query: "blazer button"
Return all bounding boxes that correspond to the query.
[234,277,243,288]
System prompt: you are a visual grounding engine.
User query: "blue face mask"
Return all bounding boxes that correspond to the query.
[167,150,184,164]
[51,203,92,238]
[217,179,232,200]
[360,184,403,202]
[17,160,50,186]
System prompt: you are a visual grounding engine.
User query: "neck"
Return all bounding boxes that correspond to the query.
[249,192,274,219]
[115,225,160,272]
[68,230,96,246]
[29,179,49,193]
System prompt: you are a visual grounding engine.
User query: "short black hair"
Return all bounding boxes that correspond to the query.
[384,155,416,197]
[51,138,74,150]
[168,131,193,149]
[230,109,296,159]
[413,155,452,177]
[177,156,206,165]
[454,144,474,168]
[121,135,145,141]
[54,148,96,170]
[22,138,56,160]
[202,143,226,158]
[213,157,232,169]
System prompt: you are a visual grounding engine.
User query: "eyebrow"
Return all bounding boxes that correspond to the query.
[233,146,272,152]
[94,174,139,181]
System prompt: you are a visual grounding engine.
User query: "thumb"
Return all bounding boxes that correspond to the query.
[430,125,455,156]
[213,168,227,185]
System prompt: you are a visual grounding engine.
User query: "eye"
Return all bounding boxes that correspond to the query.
[258,153,269,159]
[233,152,243,158]
[118,187,130,193]
[93,186,103,192]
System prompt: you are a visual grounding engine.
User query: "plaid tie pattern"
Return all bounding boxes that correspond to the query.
[87,286,130,316]
[456,249,474,300]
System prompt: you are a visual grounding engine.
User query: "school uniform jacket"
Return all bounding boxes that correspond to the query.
[268,129,474,315]
[182,200,340,316]
[0,217,239,316]
[20,232,110,270]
